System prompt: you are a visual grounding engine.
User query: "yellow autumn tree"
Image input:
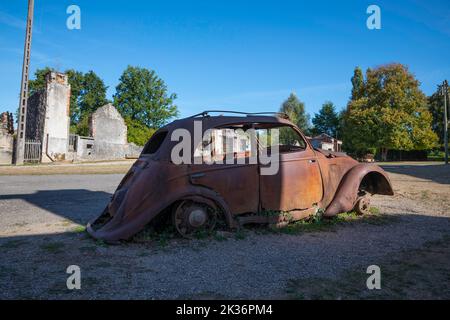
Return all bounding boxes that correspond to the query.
[343,64,438,160]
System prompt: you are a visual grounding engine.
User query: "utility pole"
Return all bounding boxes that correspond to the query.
[440,80,449,165]
[14,0,34,165]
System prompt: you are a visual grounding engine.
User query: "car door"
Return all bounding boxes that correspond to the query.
[188,127,260,215]
[259,125,323,211]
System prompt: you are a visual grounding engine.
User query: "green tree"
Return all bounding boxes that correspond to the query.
[28,67,54,96]
[73,71,109,136]
[65,69,84,126]
[311,101,340,137]
[342,63,438,160]
[114,66,178,128]
[351,66,365,100]
[79,71,109,117]
[428,87,449,147]
[279,93,310,133]
[125,118,157,146]
[113,66,178,145]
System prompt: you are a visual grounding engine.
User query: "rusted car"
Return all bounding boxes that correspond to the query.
[87,111,394,242]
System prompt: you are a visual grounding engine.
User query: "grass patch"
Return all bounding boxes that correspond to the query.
[132,223,177,248]
[234,229,247,240]
[369,206,380,214]
[72,225,86,233]
[95,239,109,248]
[270,208,395,235]
[129,207,392,244]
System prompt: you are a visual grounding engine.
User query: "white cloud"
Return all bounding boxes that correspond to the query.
[0,11,25,30]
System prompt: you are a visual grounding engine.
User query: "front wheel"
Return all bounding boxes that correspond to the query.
[354,195,371,215]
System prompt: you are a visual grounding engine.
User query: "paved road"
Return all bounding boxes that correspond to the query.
[0,174,122,236]
[0,169,449,299]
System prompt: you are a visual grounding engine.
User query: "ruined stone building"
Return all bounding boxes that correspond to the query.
[5,71,142,164]
[26,72,71,162]
[73,103,141,161]
[0,112,14,164]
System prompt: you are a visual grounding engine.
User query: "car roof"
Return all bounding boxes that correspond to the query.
[163,111,296,132]
[146,111,303,160]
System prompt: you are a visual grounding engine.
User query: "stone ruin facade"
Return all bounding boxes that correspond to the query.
[26,71,71,162]
[72,103,141,161]
[0,112,14,165]
[17,71,142,164]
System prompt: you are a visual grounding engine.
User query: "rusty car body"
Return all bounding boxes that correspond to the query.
[87,111,394,241]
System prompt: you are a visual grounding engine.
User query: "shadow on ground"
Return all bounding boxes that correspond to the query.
[381,164,450,185]
[0,213,449,299]
[1,164,450,299]
[0,189,112,225]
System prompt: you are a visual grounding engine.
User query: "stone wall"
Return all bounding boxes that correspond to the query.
[0,112,14,165]
[76,136,95,160]
[89,104,129,160]
[42,72,71,161]
[26,90,47,141]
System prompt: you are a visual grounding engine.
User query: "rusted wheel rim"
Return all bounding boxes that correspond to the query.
[355,196,371,215]
[172,200,217,238]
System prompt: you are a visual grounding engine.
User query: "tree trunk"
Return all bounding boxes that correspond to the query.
[381,148,388,161]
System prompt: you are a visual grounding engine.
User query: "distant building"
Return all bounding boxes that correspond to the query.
[308,133,343,152]
[22,71,142,163]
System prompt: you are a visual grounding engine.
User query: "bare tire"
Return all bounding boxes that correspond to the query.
[172,200,217,238]
[354,196,371,215]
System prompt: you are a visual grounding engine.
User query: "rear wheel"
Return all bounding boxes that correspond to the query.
[172,200,217,238]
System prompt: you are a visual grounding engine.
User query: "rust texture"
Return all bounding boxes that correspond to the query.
[87,112,394,241]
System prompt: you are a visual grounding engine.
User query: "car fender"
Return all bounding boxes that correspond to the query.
[87,185,234,242]
[324,164,394,217]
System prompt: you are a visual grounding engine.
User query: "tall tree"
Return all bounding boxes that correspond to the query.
[279,93,310,133]
[74,71,109,136]
[65,69,84,125]
[428,88,449,147]
[342,63,438,160]
[351,66,365,100]
[113,66,178,144]
[28,67,54,96]
[79,70,109,117]
[311,101,340,137]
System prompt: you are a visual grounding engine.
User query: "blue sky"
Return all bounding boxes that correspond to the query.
[1,0,449,119]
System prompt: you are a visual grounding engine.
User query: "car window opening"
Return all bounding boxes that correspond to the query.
[143,131,168,154]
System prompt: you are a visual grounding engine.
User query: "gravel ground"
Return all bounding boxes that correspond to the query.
[0,164,449,299]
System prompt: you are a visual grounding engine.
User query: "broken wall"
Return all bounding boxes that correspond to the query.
[26,90,47,141]
[89,103,128,160]
[42,72,71,161]
[0,112,14,164]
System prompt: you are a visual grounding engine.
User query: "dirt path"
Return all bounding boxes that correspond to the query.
[0,164,449,299]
